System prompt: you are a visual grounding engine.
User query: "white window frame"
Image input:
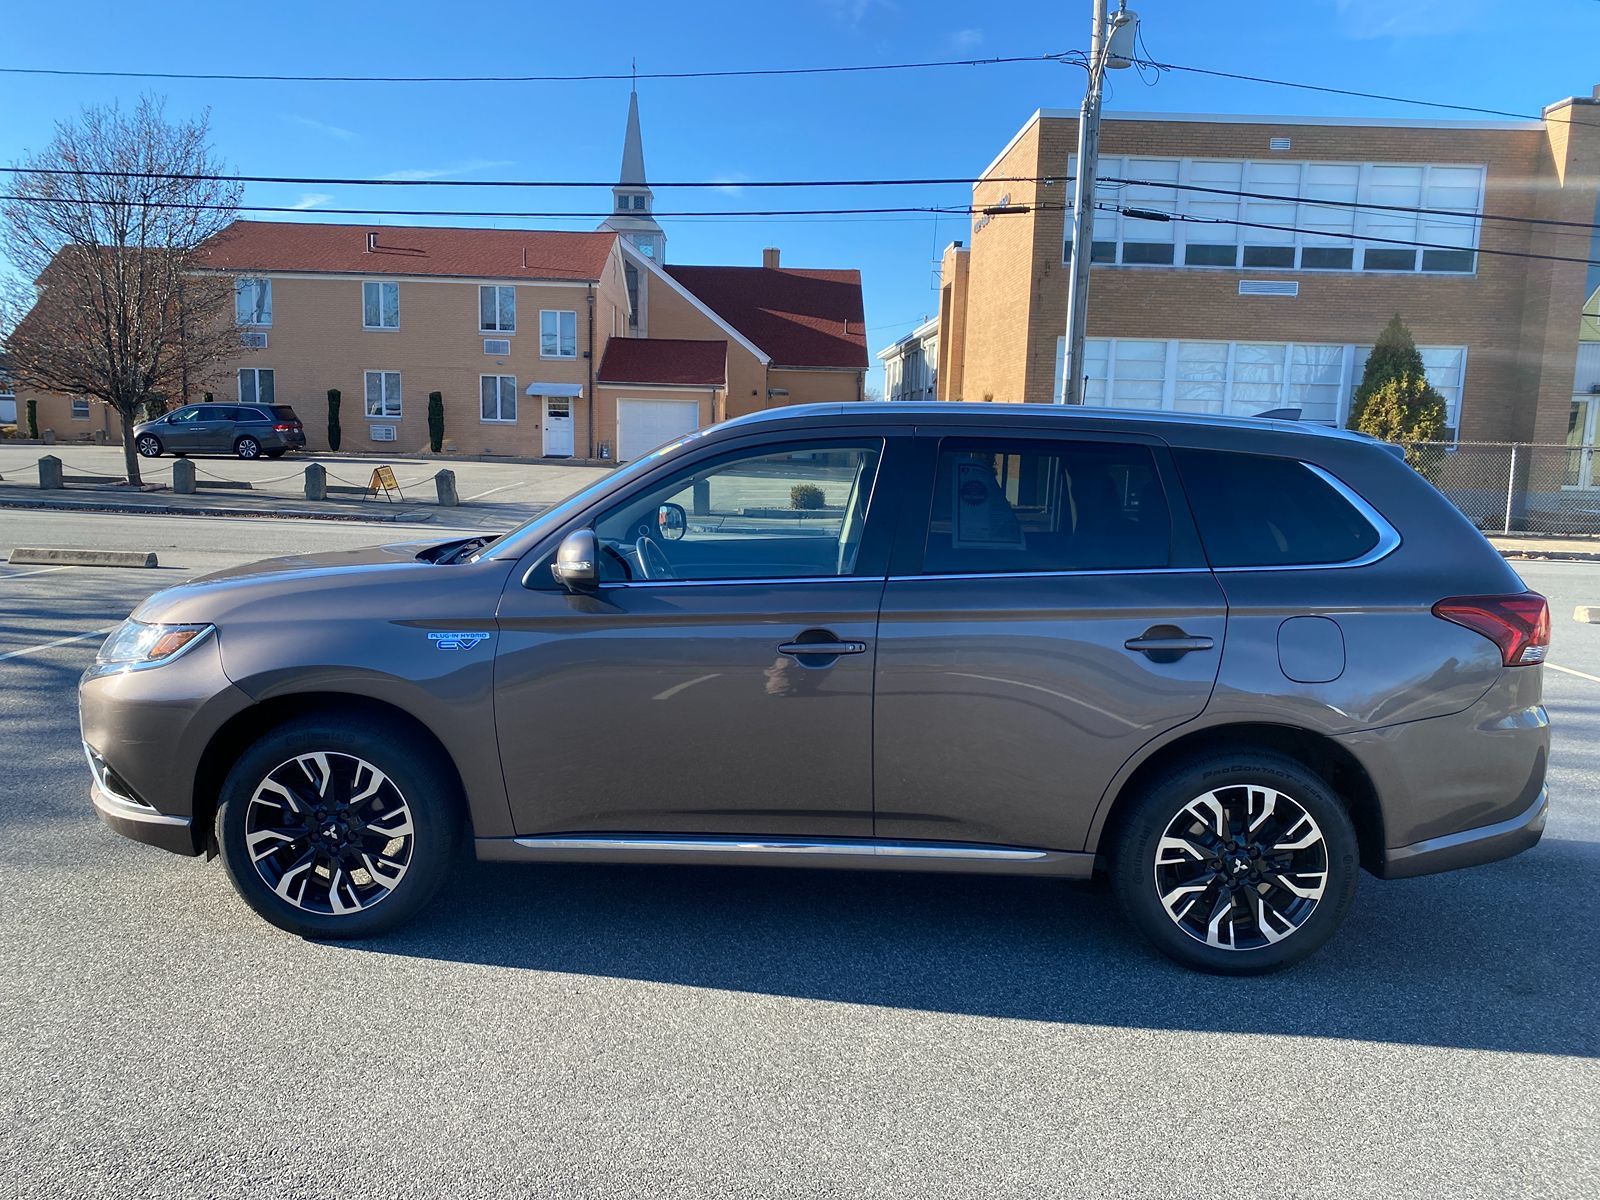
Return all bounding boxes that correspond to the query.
[364,369,402,418]
[362,280,400,331]
[1064,335,1468,434]
[479,285,516,334]
[540,309,578,358]
[1064,154,1484,277]
[235,277,272,327]
[480,374,518,423]
[238,367,276,407]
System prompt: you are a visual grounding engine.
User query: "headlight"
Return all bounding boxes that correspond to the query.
[93,619,215,673]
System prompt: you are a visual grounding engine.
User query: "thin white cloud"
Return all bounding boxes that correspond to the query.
[710,172,750,197]
[822,0,896,30]
[288,193,332,211]
[287,115,357,141]
[1333,0,1492,39]
[948,28,983,51]
[377,158,515,182]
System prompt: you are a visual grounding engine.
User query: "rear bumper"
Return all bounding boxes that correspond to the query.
[1375,784,1548,879]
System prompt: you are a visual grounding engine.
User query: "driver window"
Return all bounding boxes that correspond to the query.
[592,441,884,583]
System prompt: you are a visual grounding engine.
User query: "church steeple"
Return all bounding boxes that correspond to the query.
[600,83,666,264]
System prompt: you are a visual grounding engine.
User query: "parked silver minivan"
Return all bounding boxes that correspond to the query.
[79,404,1550,973]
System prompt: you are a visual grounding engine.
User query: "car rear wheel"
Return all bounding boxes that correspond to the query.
[1110,750,1359,975]
[136,434,163,458]
[216,716,463,939]
[235,436,262,460]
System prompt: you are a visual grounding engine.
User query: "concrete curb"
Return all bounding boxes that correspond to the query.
[1496,548,1600,563]
[0,494,439,525]
[10,546,158,568]
[1576,606,1600,624]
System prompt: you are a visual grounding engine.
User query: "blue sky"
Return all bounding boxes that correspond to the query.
[4,0,1599,391]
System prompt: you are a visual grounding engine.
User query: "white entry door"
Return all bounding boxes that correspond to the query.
[543,397,574,457]
[616,397,700,461]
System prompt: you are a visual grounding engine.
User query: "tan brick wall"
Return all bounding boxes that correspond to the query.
[935,244,969,400]
[638,270,769,424]
[768,367,863,407]
[943,108,1600,440]
[21,388,117,441]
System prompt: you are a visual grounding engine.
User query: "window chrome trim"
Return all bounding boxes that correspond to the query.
[1210,461,1400,572]
[597,574,873,589]
[890,567,1208,582]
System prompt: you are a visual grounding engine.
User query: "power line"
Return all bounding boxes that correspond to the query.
[5,189,1595,265]
[9,165,1597,234]
[0,52,1079,85]
[1138,58,1600,131]
[1093,203,1600,267]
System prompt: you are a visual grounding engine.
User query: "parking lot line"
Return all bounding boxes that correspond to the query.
[0,626,115,662]
[1547,662,1600,685]
[0,565,73,581]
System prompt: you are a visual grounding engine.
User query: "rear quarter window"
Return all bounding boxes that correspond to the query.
[268,406,299,421]
[1172,449,1382,568]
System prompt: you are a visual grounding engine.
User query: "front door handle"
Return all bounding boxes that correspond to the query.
[1124,627,1215,663]
[778,640,868,657]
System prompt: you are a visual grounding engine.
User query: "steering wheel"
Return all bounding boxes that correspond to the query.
[634,534,678,580]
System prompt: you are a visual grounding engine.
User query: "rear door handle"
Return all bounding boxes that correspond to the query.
[1124,629,1215,662]
[778,640,868,657]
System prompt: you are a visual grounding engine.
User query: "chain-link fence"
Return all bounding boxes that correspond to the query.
[1409,441,1600,535]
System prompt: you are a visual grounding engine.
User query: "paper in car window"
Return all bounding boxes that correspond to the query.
[951,459,1026,549]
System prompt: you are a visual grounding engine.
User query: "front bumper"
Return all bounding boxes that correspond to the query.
[1376,784,1548,879]
[79,635,253,857]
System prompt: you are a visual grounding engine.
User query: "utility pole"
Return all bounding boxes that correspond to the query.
[1060,1,1139,403]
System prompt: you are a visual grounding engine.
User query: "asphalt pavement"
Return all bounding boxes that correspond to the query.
[0,510,1596,1199]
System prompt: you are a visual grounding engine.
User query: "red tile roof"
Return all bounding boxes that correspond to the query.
[597,338,727,387]
[198,220,616,282]
[664,264,867,370]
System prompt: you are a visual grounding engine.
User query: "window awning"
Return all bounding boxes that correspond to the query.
[524,381,584,398]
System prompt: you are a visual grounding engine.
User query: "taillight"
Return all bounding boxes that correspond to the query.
[1432,592,1550,666]
[274,423,292,431]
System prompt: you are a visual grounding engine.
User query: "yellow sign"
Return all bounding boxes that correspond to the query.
[367,465,402,501]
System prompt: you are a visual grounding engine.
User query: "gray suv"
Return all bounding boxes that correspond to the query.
[79,403,1550,973]
[134,402,306,460]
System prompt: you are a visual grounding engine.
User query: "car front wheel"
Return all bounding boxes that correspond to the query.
[1110,750,1359,975]
[136,434,163,458]
[216,716,463,939]
[235,436,262,459]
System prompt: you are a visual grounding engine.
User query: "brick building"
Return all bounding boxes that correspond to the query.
[934,89,1600,447]
[18,90,868,461]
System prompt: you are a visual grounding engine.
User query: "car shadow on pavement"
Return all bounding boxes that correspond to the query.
[361,834,1598,1058]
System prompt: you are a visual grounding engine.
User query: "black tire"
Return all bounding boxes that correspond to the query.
[264,449,286,459]
[235,435,262,460]
[216,715,464,939]
[1110,750,1359,975]
[136,434,163,458]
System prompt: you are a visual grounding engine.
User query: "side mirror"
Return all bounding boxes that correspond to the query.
[164,414,176,423]
[550,529,599,589]
[657,502,687,542]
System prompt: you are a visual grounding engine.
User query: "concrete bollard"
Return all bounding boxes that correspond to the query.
[38,455,63,490]
[42,429,56,446]
[434,469,459,507]
[304,462,327,501]
[172,458,197,495]
[93,428,110,446]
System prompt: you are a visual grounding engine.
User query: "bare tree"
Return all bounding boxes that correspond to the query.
[2,97,241,485]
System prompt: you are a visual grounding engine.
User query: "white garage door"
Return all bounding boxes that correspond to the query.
[616,398,700,461]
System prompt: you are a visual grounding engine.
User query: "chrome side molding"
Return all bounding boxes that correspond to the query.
[476,834,1096,878]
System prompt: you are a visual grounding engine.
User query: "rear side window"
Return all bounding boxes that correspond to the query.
[1172,449,1381,567]
[923,439,1171,574]
[269,406,299,422]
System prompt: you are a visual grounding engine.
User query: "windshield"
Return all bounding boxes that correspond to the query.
[480,433,705,561]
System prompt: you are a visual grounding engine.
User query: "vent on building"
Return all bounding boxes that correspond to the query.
[369,424,397,441]
[1239,280,1299,297]
[483,338,510,356]
[240,331,268,349]
[1268,136,1291,151]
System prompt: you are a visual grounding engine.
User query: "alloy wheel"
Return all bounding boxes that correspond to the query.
[244,752,416,915]
[136,435,161,457]
[1152,785,1329,951]
[237,437,260,459]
